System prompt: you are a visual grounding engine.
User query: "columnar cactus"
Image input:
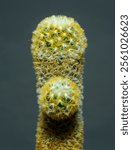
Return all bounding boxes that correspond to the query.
[31,15,87,150]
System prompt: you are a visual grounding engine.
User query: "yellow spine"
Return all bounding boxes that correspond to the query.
[31,15,87,150]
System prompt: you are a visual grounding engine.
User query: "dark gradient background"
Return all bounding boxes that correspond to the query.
[0,0,115,150]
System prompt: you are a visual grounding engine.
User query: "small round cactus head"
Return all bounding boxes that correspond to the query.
[38,77,80,120]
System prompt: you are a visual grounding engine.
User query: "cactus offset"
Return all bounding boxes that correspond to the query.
[39,76,80,120]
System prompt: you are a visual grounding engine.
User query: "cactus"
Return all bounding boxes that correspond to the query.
[31,15,87,150]
[39,76,80,120]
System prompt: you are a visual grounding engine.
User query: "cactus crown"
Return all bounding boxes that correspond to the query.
[31,15,87,60]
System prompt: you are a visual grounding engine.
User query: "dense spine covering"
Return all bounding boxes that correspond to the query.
[31,15,87,150]
[39,77,80,120]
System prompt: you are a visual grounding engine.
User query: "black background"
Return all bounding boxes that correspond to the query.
[0,0,115,150]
